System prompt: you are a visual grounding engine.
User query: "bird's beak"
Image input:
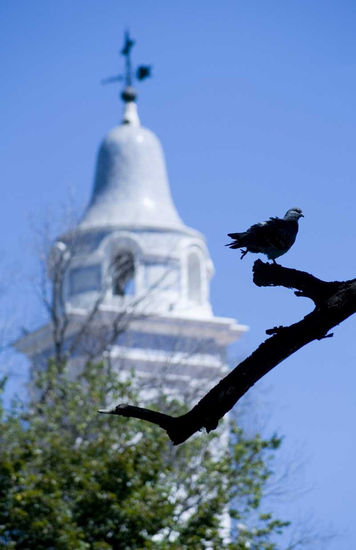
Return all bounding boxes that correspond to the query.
[300,213,304,217]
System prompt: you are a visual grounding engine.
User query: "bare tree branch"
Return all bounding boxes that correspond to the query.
[100,260,356,445]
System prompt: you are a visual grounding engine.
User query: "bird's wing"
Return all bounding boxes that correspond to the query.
[258,218,297,249]
[242,218,294,250]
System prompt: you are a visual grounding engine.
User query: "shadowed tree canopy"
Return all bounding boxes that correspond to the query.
[100,260,356,445]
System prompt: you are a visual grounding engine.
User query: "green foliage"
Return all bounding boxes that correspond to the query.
[0,362,289,549]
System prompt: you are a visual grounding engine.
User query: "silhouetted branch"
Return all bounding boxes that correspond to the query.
[100,261,356,445]
[99,404,174,431]
[252,260,341,306]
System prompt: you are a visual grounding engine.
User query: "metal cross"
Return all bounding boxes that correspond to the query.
[101,31,151,97]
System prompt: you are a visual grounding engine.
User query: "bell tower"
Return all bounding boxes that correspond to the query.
[16,33,247,394]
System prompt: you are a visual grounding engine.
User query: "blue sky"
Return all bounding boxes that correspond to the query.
[1,1,356,548]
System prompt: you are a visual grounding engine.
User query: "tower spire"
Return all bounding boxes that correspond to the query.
[101,31,152,104]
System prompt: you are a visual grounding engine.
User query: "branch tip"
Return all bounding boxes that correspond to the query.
[317,332,334,340]
[266,325,285,335]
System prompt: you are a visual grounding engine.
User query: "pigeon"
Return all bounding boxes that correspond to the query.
[226,207,304,263]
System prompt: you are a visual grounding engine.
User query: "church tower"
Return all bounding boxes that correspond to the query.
[16,34,247,395]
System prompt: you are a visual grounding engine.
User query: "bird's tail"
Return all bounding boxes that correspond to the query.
[226,232,247,249]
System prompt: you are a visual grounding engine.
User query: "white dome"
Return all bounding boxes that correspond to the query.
[80,102,184,231]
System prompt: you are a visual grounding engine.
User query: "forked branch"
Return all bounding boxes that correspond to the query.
[99,261,356,445]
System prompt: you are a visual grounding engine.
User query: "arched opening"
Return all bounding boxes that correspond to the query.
[187,252,201,303]
[112,251,135,296]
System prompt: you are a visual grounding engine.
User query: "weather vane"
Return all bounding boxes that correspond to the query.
[101,31,152,102]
